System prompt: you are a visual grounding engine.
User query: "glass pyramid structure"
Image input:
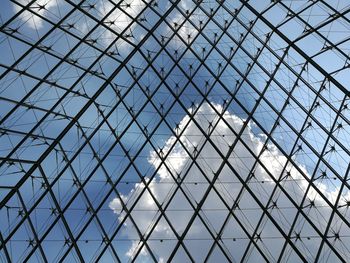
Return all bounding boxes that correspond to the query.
[1,0,350,262]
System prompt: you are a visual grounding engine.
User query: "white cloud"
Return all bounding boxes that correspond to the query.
[109,102,347,261]
[163,1,199,50]
[97,0,199,51]
[71,0,198,54]
[13,0,58,29]
[96,0,148,50]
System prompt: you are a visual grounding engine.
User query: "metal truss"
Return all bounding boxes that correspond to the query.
[1,0,350,262]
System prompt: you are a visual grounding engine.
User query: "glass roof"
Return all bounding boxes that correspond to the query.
[0,0,350,262]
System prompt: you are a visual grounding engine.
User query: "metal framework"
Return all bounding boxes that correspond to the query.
[1,0,350,262]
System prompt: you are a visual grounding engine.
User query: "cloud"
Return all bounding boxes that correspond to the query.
[12,0,148,48]
[13,0,59,29]
[94,0,199,51]
[163,1,199,49]
[95,0,148,50]
[109,102,347,261]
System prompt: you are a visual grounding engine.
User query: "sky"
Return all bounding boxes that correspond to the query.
[0,0,350,262]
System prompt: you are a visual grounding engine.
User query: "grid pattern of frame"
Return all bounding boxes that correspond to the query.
[1,0,350,262]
